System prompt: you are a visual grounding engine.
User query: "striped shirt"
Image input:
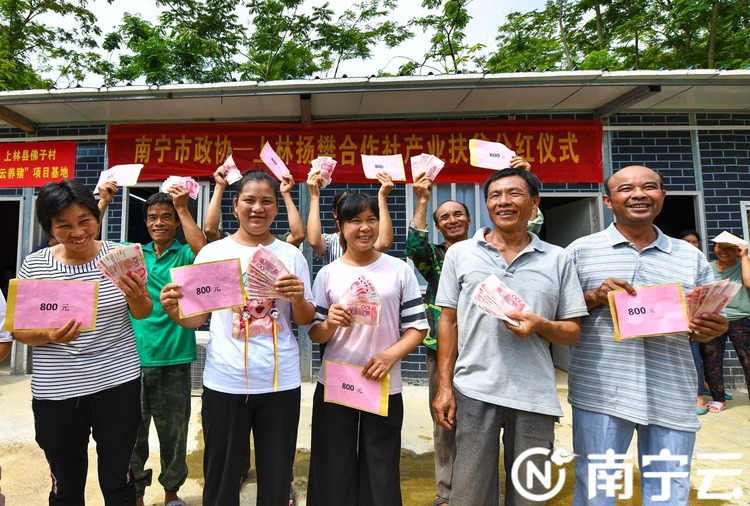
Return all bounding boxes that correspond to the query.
[17,242,141,400]
[566,224,714,432]
[312,253,429,394]
[313,233,344,264]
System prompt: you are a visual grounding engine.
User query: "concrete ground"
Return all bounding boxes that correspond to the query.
[1,362,748,505]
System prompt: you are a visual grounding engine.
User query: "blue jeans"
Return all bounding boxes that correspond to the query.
[689,340,705,397]
[572,407,695,506]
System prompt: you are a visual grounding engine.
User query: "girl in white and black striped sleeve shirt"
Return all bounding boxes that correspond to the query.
[307,192,428,506]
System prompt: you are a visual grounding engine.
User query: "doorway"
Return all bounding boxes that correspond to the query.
[0,199,21,297]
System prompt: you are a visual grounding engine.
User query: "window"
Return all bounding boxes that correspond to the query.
[741,201,750,241]
[120,183,209,243]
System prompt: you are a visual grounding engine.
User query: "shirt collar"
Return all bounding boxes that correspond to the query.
[604,223,672,252]
[473,227,546,253]
[143,239,183,254]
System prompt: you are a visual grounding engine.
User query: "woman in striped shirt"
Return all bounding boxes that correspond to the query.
[14,179,152,505]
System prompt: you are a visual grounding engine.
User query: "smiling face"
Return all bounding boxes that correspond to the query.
[340,208,379,253]
[484,175,540,233]
[713,242,740,267]
[233,180,278,239]
[604,166,666,227]
[434,201,471,244]
[145,203,180,247]
[50,203,100,257]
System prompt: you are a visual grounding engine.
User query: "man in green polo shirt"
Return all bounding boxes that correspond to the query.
[131,185,206,506]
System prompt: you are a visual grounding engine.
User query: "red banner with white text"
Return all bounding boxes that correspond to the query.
[107,120,603,184]
[0,141,76,187]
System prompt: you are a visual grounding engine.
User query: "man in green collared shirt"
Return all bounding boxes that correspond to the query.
[131,185,206,506]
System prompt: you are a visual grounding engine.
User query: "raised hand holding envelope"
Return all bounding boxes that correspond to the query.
[259,142,291,181]
[5,278,98,332]
[608,283,691,341]
[170,259,245,318]
[94,164,143,193]
[361,154,406,181]
[469,139,516,170]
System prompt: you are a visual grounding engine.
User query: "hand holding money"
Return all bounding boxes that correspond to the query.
[167,184,189,211]
[326,303,353,329]
[274,273,305,303]
[118,271,151,305]
[213,166,229,188]
[503,310,543,339]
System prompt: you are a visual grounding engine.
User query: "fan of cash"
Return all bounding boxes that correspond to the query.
[161,175,200,199]
[686,280,741,317]
[97,244,148,285]
[308,156,337,188]
[410,153,445,181]
[244,245,290,300]
[340,275,381,326]
[472,274,529,327]
[222,155,243,184]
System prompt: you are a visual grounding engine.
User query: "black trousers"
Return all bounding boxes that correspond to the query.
[307,382,404,506]
[32,378,141,506]
[201,386,300,506]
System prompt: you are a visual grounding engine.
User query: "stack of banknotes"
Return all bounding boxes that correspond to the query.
[97,244,148,285]
[340,275,381,326]
[244,245,290,300]
[472,274,529,327]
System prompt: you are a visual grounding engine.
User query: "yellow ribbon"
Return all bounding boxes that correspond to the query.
[270,308,280,391]
[244,315,250,399]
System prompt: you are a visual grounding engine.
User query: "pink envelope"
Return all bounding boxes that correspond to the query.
[361,154,406,181]
[170,259,245,318]
[324,361,390,416]
[608,283,691,341]
[259,142,291,181]
[469,139,516,170]
[5,279,98,331]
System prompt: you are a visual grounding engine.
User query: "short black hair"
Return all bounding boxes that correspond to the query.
[335,192,379,253]
[678,229,700,241]
[36,179,100,235]
[142,192,177,220]
[483,168,540,200]
[331,190,350,215]
[236,170,279,203]
[604,168,664,197]
[432,200,471,225]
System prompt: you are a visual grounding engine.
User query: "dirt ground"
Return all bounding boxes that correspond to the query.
[2,362,749,505]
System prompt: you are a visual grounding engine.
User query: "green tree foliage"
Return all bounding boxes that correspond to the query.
[0,0,102,90]
[6,0,750,90]
[409,0,483,74]
[240,0,322,81]
[102,0,244,85]
[314,0,412,78]
[488,0,750,72]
